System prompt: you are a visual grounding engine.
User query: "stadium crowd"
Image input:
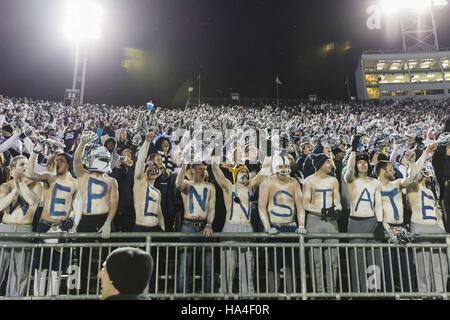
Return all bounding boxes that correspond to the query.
[0,94,449,297]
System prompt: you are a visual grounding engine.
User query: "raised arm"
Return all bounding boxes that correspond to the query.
[175,162,190,194]
[25,142,53,184]
[249,156,271,188]
[344,151,356,184]
[73,131,97,178]
[390,143,401,167]
[345,134,362,184]
[135,132,155,181]
[0,131,20,153]
[399,143,434,188]
[211,156,231,192]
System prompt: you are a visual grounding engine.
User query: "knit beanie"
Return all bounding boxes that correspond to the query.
[312,153,330,170]
[105,247,153,294]
[2,124,13,134]
[355,152,372,175]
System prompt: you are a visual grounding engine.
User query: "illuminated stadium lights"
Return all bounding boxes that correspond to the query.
[63,0,103,42]
[427,74,435,77]
[396,75,404,79]
[63,0,103,106]
[380,0,447,14]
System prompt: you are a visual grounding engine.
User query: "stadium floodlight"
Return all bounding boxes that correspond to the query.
[380,0,447,14]
[63,0,103,106]
[63,0,103,42]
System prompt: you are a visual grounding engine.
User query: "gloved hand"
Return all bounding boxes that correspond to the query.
[81,131,97,145]
[98,220,112,239]
[295,226,307,235]
[60,217,74,232]
[327,209,341,221]
[265,227,279,235]
[33,142,44,154]
[351,134,362,152]
[374,222,385,242]
[320,208,328,221]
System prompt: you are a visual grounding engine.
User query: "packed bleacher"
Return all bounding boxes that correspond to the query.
[0,94,449,298]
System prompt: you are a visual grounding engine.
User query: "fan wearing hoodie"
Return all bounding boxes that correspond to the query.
[150,135,175,174]
[103,136,120,166]
[115,128,132,156]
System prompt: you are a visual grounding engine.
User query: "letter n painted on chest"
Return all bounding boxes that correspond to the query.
[230,191,251,221]
[189,186,208,214]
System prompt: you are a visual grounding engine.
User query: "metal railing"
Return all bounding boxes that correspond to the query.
[0,232,448,300]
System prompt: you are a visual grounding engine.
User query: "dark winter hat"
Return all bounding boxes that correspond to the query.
[291,135,301,144]
[332,147,345,156]
[312,153,330,170]
[2,123,13,134]
[105,247,153,294]
[355,152,372,175]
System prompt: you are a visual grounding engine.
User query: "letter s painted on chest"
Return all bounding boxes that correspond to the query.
[270,190,294,218]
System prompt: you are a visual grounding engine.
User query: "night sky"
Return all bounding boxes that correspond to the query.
[1,0,450,106]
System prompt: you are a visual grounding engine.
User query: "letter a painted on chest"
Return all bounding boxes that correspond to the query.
[355,188,373,212]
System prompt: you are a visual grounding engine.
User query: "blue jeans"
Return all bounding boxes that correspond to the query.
[383,247,417,292]
[176,221,212,293]
[33,220,70,272]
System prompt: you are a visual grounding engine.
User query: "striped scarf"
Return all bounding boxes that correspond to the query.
[158,150,174,173]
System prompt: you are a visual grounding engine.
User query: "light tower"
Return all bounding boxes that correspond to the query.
[63,0,103,106]
[380,0,447,52]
